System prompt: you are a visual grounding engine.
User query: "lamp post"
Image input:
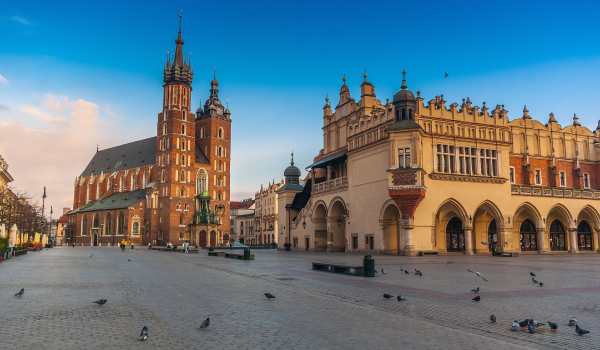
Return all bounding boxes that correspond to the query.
[41,186,47,244]
[49,206,53,245]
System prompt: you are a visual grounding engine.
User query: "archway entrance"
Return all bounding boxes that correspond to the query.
[93,234,98,246]
[199,230,207,247]
[520,219,537,251]
[381,203,401,254]
[578,221,593,251]
[328,201,346,252]
[488,220,496,252]
[210,230,217,246]
[549,220,566,251]
[313,203,327,251]
[446,217,465,252]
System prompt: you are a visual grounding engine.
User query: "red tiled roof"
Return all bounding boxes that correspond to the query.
[57,214,69,223]
[230,200,255,210]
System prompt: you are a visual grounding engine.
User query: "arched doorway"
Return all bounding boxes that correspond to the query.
[520,219,537,251]
[313,203,327,251]
[328,200,346,252]
[446,217,465,252]
[199,230,207,247]
[578,221,593,251]
[93,234,98,246]
[487,219,496,252]
[549,220,566,251]
[381,203,401,254]
[210,230,217,246]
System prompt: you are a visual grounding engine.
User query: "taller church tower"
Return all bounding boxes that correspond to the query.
[155,14,197,243]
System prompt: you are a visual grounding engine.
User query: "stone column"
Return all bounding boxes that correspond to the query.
[536,228,549,253]
[326,165,332,181]
[402,219,417,256]
[464,228,474,255]
[594,226,600,253]
[568,228,578,253]
[397,219,403,252]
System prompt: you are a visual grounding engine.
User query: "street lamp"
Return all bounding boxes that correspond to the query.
[302,220,306,230]
[337,215,342,227]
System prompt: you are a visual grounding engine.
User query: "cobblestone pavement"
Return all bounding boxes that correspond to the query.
[1,248,599,349]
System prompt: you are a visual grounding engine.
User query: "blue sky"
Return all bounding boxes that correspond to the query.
[1,0,600,214]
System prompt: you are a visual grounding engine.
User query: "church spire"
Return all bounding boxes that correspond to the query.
[163,11,193,86]
[173,11,185,69]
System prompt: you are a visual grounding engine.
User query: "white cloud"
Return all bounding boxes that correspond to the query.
[12,16,29,24]
[0,74,8,83]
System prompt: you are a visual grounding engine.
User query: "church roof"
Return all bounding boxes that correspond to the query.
[384,119,422,131]
[80,137,156,177]
[79,189,147,213]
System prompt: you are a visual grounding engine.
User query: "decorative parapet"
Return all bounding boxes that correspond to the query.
[388,185,427,191]
[429,173,508,184]
[511,185,600,199]
[313,176,348,194]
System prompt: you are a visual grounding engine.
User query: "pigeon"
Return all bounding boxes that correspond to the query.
[404,270,409,275]
[90,255,93,257]
[400,267,403,271]
[528,323,535,334]
[374,269,378,274]
[471,287,479,293]
[264,293,276,299]
[548,321,558,330]
[200,317,210,329]
[530,319,545,327]
[445,72,448,78]
[15,288,24,297]
[511,320,519,331]
[140,326,148,341]
[569,317,577,326]
[414,269,422,276]
[447,261,453,265]
[383,293,393,299]
[381,268,386,274]
[467,269,488,281]
[530,272,536,277]
[128,259,130,261]
[576,324,590,335]
[93,299,107,306]
[519,319,530,328]
[472,295,480,302]
[532,278,539,284]
[539,282,544,287]
[490,314,496,323]
[397,295,406,302]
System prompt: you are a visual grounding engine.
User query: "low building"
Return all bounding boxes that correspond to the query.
[255,180,284,245]
[235,213,255,245]
[230,198,254,243]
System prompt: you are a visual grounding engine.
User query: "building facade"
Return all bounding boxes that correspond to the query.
[255,180,284,245]
[230,198,255,244]
[70,16,232,247]
[278,71,600,255]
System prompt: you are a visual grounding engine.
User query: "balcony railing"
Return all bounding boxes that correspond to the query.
[511,185,600,200]
[314,176,348,194]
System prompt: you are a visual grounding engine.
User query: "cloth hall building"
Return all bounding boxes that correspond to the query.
[277,71,600,256]
[68,18,232,247]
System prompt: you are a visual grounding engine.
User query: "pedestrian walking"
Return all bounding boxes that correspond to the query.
[184,241,189,254]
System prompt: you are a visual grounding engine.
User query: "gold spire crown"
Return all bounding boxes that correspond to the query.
[363,69,367,81]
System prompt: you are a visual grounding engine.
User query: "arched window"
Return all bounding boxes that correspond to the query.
[578,221,593,250]
[184,203,189,210]
[177,202,181,210]
[197,169,207,194]
[181,187,185,197]
[550,220,566,251]
[201,127,205,138]
[520,219,537,251]
[402,108,406,120]
[93,213,99,228]
[181,124,186,135]
[163,124,167,135]
[218,191,222,201]
[182,110,186,121]
[158,230,163,240]
[218,176,222,186]
[445,217,464,252]
[218,161,223,171]
[180,214,184,225]
[179,231,184,239]
[180,170,185,182]
[82,215,88,235]
[119,177,123,192]
[218,128,223,138]
[161,170,166,183]
[181,155,186,165]
[105,213,112,236]
[181,139,185,151]
[173,86,178,104]
[117,212,125,235]
[143,172,147,188]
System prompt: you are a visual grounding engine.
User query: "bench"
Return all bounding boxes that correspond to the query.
[208,251,225,257]
[418,250,439,256]
[224,252,254,260]
[495,252,518,257]
[312,262,364,276]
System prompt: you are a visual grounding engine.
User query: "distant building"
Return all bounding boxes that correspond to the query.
[255,180,284,245]
[230,198,255,244]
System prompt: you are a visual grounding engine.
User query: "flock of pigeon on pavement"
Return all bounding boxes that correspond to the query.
[375,264,591,337]
[11,254,593,341]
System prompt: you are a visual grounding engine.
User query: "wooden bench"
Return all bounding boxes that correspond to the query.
[495,252,518,257]
[224,252,254,260]
[208,251,225,257]
[418,250,439,256]
[312,262,364,276]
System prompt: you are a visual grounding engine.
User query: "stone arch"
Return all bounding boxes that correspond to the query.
[380,200,401,254]
[434,198,469,253]
[472,200,503,253]
[312,201,328,251]
[328,196,347,215]
[576,206,597,251]
[328,199,346,252]
[546,203,574,252]
[513,202,543,252]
